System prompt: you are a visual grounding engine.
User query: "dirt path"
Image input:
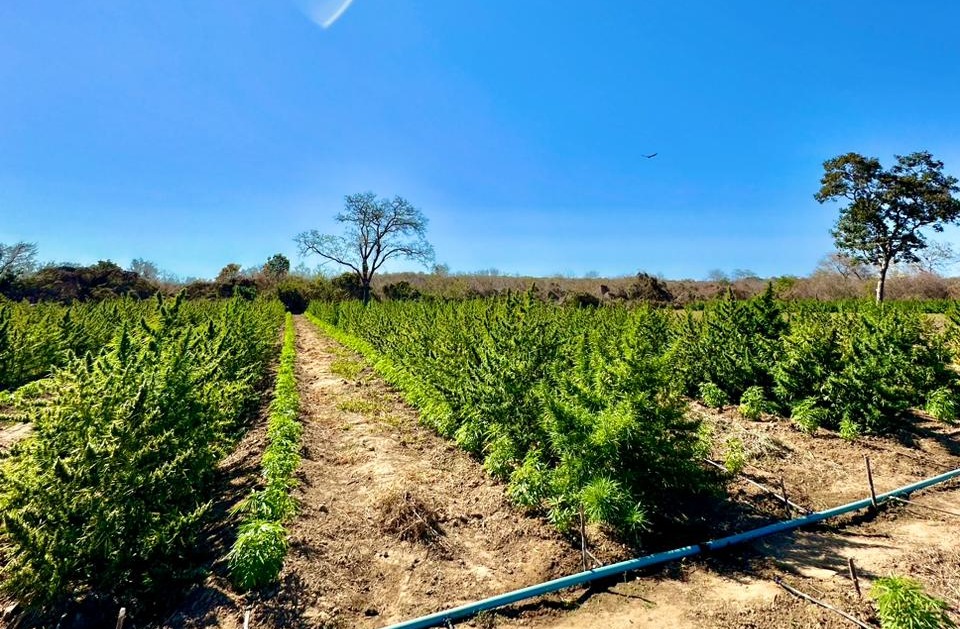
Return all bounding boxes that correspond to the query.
[247,316,589,628]
[0,422,31,453]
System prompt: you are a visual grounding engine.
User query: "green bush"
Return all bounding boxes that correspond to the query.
[0,295,284,608]
[699,381,729,408]
[839,417,862,441]
[790,397,828,434]
[823,311,949,435]
[772,313,840,406]
[276,280,309,314]
[738,386,767,420]
[925,387,958,424]
[308,298,712,539]
[228,313,301,591]
[665,286,785,403]
[871,575,955,629]
[228,520,288,591]
[723,437,746,474]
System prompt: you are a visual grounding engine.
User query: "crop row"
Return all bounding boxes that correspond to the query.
[0,294,285,612]
[307,291,960,540]
[228,313,302,590]
[0,299,155,392]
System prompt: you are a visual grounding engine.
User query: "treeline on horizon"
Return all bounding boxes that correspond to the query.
[2,256,960,310]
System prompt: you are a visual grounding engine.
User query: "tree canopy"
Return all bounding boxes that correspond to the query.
[263,253,290,280]
[295,192,434,303]
[815,151,960,303]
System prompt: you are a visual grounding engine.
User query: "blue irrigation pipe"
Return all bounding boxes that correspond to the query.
[382,467,960,629]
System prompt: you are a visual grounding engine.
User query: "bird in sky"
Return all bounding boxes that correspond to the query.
[644,153,658,158]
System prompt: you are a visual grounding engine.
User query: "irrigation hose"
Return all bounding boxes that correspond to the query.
[382,467,960,629]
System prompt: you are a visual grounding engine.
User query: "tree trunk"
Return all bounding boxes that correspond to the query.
[875,259,890,304]
[361,281,371,305]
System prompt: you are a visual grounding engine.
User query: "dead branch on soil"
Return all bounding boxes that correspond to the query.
[703,458,812,514]
[704,412,792,461]
[774,578,876,628]
[888,496,960,518]
[377,489,450,555]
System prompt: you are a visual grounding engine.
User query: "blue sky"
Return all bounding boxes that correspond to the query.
[2,1,959,280]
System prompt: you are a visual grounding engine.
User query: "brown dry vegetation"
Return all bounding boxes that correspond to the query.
[371,269,960,305]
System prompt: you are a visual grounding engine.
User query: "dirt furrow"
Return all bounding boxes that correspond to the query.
[262,316,586,628]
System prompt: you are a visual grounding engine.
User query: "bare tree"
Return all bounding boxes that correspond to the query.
[129,258,160,281]
[910,240,958,274]
[295,192,434,304]
[0,241,39,278]
[815,252,871,280]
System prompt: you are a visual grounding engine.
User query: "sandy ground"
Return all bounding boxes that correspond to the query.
[488,486,960,629]
[0,422,31,453]
[486,406,960,629]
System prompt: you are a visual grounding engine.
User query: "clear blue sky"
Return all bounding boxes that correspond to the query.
[2,1,959,280]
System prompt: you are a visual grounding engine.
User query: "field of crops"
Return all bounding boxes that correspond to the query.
[2,290,959,627]
[308,290,960,540]
[0,295,284,614]
[0,299,155,395]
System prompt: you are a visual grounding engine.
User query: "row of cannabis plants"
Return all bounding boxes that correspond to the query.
[307,296,714,540]
[668,288,959,438]
[0,299,155,392]
[0,294,285,613]
[307,291,960,539]
[228,313,302,590]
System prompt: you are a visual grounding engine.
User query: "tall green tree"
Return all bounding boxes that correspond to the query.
[262,253,290,280]
[295,192,435,304]
[815,151,960,303]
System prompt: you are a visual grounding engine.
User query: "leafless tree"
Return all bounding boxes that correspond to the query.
[295,192,434,304]
[815,252,871,280]
[0,241,38,278]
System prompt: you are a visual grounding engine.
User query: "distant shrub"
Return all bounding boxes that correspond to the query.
[232,284,257,301]
[332,273,365,301]
[628,272,673,304]
[277,280,309,314]
[382,280,421,301]
[563,291,600,308]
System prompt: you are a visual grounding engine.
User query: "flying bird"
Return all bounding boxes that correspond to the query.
[644,153,658,159]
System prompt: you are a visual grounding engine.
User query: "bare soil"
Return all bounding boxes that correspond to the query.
[0,422,31,453]
[175,316,602,629]
[216,321,958,629]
